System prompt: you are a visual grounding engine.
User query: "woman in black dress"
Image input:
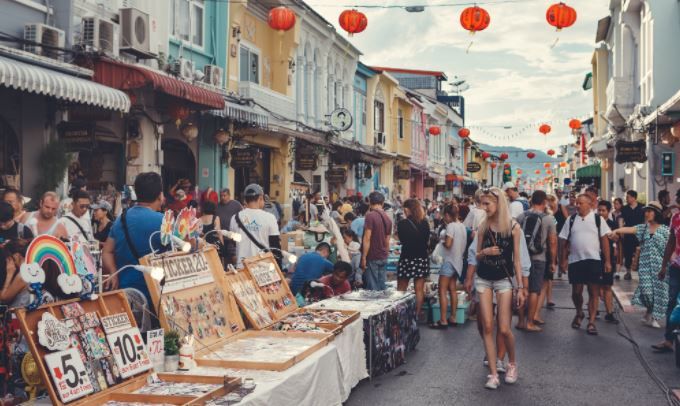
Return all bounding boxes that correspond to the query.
[396,198,430,317]
[91,200,113,246]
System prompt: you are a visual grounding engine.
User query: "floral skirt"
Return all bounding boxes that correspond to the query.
[397,257,430,280]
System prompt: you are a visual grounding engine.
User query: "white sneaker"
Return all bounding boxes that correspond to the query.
[496,360,506,374]
[505,363,518,384]
[650,319,662,329]
[485,374,500,390]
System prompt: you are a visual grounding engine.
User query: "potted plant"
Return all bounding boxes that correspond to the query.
[164,330,180,372]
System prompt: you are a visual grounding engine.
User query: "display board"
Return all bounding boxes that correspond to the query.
[242,253,297,326]
[14,292,151,405]
[223,270,275,330]
[140,247,245,348]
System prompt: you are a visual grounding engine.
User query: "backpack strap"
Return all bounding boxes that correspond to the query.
[120,209,142,261]
[567,214,577,241]
[64,215,89,240]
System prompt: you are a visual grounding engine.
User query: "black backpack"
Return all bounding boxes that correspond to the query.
[521,212,545,255]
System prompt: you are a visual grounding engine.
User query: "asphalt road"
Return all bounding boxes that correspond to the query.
[345,279,679,406]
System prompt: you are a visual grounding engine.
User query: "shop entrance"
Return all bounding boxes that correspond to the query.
[233,148,270,200]
[0,117,20,190]
[162,139,196,192]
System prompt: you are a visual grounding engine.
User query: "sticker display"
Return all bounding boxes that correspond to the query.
[229,278,273,328]
[45,348,95,403]
[105,327,152,378]
[203,336,320,363]
[161,287,232,340]
[38,312,71,351]
[242,254,297,326]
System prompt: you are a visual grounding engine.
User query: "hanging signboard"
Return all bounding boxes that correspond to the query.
[326,168,347,184]
[230,148,258,169]
[424,178,435,188]
[466,162,482,173]
[395,169,411,180]
[146,251,212,293]
[615,140,647,163]
[296,149,318,171]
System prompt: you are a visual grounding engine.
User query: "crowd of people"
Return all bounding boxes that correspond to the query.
[1,172,680,392]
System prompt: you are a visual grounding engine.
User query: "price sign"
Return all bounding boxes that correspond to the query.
[146,329,164,368]
[45,348,94,403]
[106,327,153,378]
[249,261,281,287]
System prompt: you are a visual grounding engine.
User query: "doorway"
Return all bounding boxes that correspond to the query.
[161,139,196,193]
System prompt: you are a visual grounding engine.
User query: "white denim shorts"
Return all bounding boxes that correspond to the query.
[475,276,514,294]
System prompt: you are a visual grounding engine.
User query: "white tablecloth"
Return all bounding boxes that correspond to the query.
[333,318,368,400]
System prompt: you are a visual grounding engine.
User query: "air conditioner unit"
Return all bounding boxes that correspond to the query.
[119,8,153,57]
[172,58,195,80]
[81,16,119,56]
[204,65,223,87]
[23,23,65,60]
[375,132,386,149]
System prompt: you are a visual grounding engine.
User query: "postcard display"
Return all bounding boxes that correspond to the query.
[15,291,240,406]
[231,253,360,334]
[142,247,337,372]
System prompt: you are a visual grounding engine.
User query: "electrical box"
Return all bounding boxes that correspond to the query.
[661,152,674,177]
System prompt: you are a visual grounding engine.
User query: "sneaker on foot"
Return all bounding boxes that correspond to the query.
[605,313,619,324]
[650,319,662,329]
[505,363,518,384]
[496,360,506,374]
[485,374,500,389]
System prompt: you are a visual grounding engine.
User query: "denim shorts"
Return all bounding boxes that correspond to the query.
[439,261,460,278]
[475,276,514,294]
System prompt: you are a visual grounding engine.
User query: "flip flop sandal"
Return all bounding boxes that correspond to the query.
[525,325,543,332]
[533,319,546,326]
[586,323,598,335]
[572,314,583,329]
[429,321,449,329]
[651,344,673,353]
[547,302,556,308]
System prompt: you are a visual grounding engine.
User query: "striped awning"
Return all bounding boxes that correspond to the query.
[576,164,601,179]
[0,56,130,112]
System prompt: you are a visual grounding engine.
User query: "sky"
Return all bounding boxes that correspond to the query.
[308,0,610,151]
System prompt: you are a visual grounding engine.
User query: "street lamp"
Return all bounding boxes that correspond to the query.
[101,265,164,294]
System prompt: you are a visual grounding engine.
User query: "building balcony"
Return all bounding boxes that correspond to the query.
[238,81,296,128]
[605,77,635,127]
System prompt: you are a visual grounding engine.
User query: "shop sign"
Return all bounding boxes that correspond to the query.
[296,150,318,171]
[615,140,647,163]
[466,162,482,173]
[57,122,95,145]
[147,251,213,293]
[424,178,435,188]
[230,148,258,169]
[326,168,347,184]
[395,168,411,180]
[436,184,446,193]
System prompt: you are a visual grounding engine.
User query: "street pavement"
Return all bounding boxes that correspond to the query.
[345,279,679,406]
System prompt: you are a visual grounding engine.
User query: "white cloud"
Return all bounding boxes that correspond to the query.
[309,0,609,150]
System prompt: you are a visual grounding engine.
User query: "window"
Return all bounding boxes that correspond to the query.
[361,95,367,126]
[640,6,653,105]
[239,45,259,84]
[335,82,342,108]
[171,0,204,47]
[398,109,404,139]
[374,101,385,133]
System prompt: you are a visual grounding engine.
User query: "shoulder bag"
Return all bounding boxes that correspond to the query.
[487,223,520,311]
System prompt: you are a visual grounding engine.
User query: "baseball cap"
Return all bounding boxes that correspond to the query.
[243,184,264,197]
[502,181,517,191]
[90,200,112,212]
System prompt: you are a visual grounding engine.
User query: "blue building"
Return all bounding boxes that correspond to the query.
[353,63,377,196]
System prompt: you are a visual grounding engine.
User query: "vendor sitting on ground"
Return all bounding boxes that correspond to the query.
[302,261,353,302]
[289,242,334,294]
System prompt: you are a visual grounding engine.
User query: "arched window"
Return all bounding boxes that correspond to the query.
[374,85,385,146]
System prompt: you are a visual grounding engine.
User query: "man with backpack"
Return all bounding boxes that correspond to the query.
[503,182,528,218]
[559,194,611,336]
[516,191,557,332]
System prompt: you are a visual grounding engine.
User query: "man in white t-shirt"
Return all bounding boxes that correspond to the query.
[502,182,525,219]
[463,189,485,232]
[230,184,281,267]
[559,194,611,336]
[59,190,94,241]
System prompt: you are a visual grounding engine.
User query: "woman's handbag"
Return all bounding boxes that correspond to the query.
[487,227,521,312]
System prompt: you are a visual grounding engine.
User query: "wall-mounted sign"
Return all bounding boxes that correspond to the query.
[424,178,435,188]
[329,108,353,132]
[395,168,411,180]
[436,184,446,193]
[230,147,258,169]
[615,140,647,163]
[296,149,318,171]
[326,168,348,184]
[466,162,482,173]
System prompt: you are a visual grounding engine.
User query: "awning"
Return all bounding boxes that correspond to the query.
[0,56,130,112]
[92,58,224,110]
[210,101,268,128]
[576,164,601,179]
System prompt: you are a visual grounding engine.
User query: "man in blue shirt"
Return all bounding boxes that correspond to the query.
[289,243,334,294]
[102,172,164,303]
[350,204,368,240]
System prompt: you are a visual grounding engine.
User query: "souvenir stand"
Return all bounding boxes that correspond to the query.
[141,247,334,372]
[308,289,420,378]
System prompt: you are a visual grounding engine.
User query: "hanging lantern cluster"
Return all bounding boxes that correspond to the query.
[539,124,552,135]
[546,2,577,31]
[429,126,441,136]
[458,127,470,138]
[268,6,296,34]
[339,9,368,36]
[168,103,191,127]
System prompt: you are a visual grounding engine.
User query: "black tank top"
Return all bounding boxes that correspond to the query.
[477,225,515,281]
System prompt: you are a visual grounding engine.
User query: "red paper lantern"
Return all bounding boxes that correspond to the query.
[460,6,490,33]
[268,6,296,33]
[500,153,509,160]
[569,119,582,129]
[560,162,568,168]
[539,124,552,135]
[547,149,555,156]
[546,2,577,31]
[535,170,541,175]
[504,163,511,169]
[517,169,523,175]
[339,9,367,36]
[458,127,470,138]
[429,126,441,136]
[168,103,191,127]
[544,163,551,168]
[504,169,511,175]
[527,152,536,159]
[481,152,491,159]
[490,162,498,169]
[546,169,553,175]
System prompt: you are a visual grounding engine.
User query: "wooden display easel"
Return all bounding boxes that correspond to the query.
[15,291,240,405]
